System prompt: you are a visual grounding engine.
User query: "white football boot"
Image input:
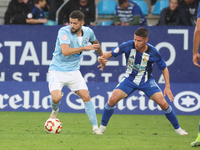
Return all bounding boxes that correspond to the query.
[50,108,59,118]
[93,128,103,135]
[99,125,106,133]
[93,126,103,135]
[175,127,188,135]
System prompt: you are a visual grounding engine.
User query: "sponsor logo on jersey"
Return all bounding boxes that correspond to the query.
[85,38,88,45]
[143,57,147,62]
[130,55,135,59]
[128,61,145,71]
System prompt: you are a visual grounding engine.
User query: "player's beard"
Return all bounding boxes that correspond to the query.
[71,26,81,34]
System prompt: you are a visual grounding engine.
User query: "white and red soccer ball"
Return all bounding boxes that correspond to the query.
[44,118,62,134]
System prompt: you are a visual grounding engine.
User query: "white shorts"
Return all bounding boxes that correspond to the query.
[48,70,88,93]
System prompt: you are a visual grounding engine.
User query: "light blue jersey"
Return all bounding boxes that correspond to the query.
[49,25,96,72]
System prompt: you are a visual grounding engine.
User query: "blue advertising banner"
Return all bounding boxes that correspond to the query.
[0,82,199,115]
[0,25,199,115]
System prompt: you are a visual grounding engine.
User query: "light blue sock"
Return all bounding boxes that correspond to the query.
[164,105,180,129]
[84,101,98,126]
[49,98,61,111]
[101,103,115,126]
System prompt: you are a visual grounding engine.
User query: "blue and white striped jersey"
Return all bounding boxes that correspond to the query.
[111,40,167,86]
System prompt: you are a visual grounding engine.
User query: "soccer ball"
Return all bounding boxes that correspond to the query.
[44,118,62,134]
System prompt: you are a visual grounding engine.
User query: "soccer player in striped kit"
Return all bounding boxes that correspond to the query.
[98,27,188,135]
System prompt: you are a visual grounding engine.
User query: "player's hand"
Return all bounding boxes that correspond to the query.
[85,44,100,51]
[164,87,174,102]
[97,63,106,71]
[98,56,108,64]
[193,53,200,67]
[97,56,108,71]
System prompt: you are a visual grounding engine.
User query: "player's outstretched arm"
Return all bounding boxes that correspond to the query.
[162,67,174,102]
[61,43,100,56]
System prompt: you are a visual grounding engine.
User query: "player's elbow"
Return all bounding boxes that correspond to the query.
[195,25,200,35]
[196,29,200,36]
[61,46,71,56]
[62,52,70,56]
[162,67,168,73]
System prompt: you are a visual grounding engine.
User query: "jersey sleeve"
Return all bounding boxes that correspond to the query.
[89,28,96,43]
[111,41,132,57]
[197,2,200,18]
[154,51,167,70]
[58,28,70,45]
[27,6,37,19]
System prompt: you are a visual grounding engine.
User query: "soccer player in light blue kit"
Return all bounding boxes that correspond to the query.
[191,1,200,147]
[48,10,104,134]
[98,27,188,135]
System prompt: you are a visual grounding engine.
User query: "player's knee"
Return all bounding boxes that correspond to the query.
[81,94,91,102]
[158,100,168,110]
[52,95,62,104]
[108,96,118,106]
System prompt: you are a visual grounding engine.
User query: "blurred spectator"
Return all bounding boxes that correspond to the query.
[48,0,64,21]
[26,0,47,25]
[43,0,50,12]
[113,0,147,26]
[58,0,96,26]
[179,0,199,26]
[42,0,50,18]
[151,0,157,13]
[4,0,34,24]
[158,0,180,26]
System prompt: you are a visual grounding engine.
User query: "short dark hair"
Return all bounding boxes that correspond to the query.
[118,0,127,5]
[134,27,149,38]
[69,10,85,21]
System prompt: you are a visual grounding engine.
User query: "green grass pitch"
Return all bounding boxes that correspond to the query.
[0,111,198,150]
